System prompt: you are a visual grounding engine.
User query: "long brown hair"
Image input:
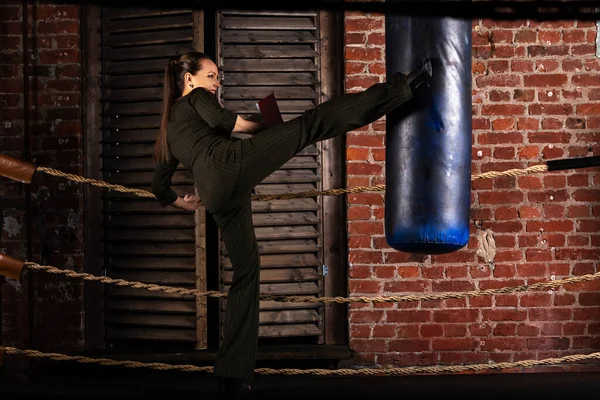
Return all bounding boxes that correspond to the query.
[154,51,211,163]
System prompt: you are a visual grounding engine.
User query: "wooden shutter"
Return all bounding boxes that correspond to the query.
[100,8,206,348]
[217,11,326,343]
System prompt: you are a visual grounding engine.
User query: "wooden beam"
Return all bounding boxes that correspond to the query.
[319,9,347,346]
[193,8,208,351]
[82,3,106,352]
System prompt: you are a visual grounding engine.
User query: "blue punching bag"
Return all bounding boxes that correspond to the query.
[384,1,472,254]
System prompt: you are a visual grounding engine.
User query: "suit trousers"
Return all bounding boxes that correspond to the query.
[211,75,413,380]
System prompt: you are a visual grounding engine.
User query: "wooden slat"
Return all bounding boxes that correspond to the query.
[102,115,160,130]
[259,309,320,324]
[223,253,320,269]
[222,44,317,59]
[106,327,195,342]
[106,313,196,329]
[103,29,193,48]
[223,11,317,17]
[260,170,319,184]
[106,256,195,271]
[273,281,315,297]
[106,298,195,313]
[106,87,163,102]
[103,8,192,19]
[104,43,193,62]
[104,57,173,75]
[259,300,321,310]
[102,129,159,143]
[105,201,189,214]
[224,72,318,86]
[107,286,194,299]
[106,227,194,241]
[253,183,317,195]
[222,267,319,284]
[223,59,317,72]
[109,270,195,285]
[259,324,322,338]
[225,99,315,114]
[252,199,318,213]
[223,86,317,100]
[105,242,195,257]
[221,239,320,255]
[222,282,320,296]
[222,30,318,44]
[106,14,192,34]
[105,73,164,89]
[222,16,316,30]
[280,156,319,169]
[252,212,319,227]
[105,170,193,186]
[102,142,156,157]
[103,101,162,117]
[104,214,195,228]
[254,226,319,240]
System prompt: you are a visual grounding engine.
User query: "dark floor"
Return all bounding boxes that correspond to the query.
[1,363,599,399]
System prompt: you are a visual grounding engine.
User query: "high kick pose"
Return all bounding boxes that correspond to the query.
[151,51,433,395]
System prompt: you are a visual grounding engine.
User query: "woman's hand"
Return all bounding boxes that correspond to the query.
[172,194,201,212]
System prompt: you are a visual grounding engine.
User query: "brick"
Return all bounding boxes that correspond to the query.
[346,133,383,147]
[345,47,382,62]
[348,221,383,234]
[481,338,526,351]
[523,74,567,87]
[383,280,428,293]
[528,103,572,115]
[572,189,600,202]
[527,45,569,57]
[349,250,383,264]
[529,308,573,321]
[489,90,511,102]
[481,104,525,116]
[511,61,533,73]
[478,132,524,145]
[433,309,479,323]
[386,310,432,323]
[528,131,571,143]
[572,74,600,86]
[514,30,536,43]
[577,104,600,115]
[527,337,570,350]
[475,75,521,87]
[562,30,586,43]
[37,20,79,35]
[572,44,596,55]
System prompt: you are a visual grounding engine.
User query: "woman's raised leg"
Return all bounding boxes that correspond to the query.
[230,72,414,199]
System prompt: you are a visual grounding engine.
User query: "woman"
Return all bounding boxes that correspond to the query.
[151,51,433,395]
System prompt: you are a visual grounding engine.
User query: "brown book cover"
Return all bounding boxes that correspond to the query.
[256,93,284,128]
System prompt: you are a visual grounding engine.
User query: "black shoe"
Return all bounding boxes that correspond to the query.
[406,57,433,92]
[218,377,252,397]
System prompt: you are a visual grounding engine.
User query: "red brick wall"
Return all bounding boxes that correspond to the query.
[345,12,600,371]
[0,1,83,379]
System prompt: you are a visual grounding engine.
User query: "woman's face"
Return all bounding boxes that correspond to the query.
[186,58,221,95]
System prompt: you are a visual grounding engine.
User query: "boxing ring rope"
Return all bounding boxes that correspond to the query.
[0,256,598,304]
[1,345,600,376]
[1,153,600,375]
[1,154,598,202]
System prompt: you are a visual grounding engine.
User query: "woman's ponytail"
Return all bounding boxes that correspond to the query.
[154,59,177,164]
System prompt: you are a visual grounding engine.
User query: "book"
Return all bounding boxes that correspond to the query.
[256,93,284,128]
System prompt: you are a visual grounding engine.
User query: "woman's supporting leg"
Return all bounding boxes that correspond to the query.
[211,195,261,381]
[230,73,413,199]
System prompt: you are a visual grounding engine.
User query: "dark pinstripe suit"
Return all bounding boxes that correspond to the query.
[151,73,413,380]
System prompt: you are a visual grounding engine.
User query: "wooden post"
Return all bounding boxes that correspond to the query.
[319,10,347,346]
[193,9,208,351]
